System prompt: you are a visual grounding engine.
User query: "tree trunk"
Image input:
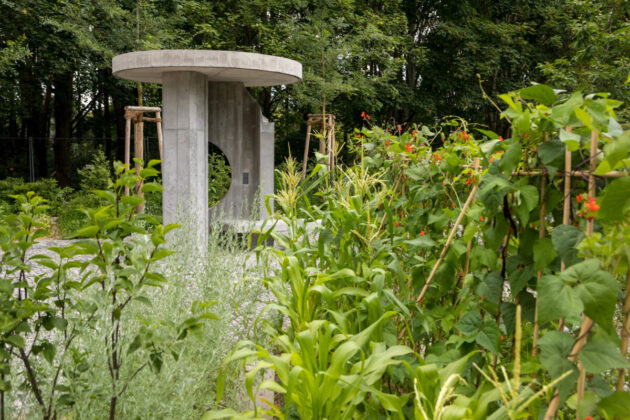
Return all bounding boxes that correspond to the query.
[103,71,113,161]
[21,68,48,177]
[53,73,73,187]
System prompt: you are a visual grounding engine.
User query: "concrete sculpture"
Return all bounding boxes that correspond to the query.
[112,50,302,244]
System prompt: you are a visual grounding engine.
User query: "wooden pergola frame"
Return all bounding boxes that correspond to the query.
[302,113,336,178]
[124,106,163,213]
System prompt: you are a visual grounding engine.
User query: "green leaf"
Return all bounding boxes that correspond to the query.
[404,236,436,249]
[476,128,500,140]
[562,260,619,331]
[559,129,581,151]
[519,84,556,106]
[579,335,630,374]
[551,225,584,268]
[574,106,593,130]
[72,225,99,238]
[538,331,578,401]
[455,311,482,336]
[5,335,25,349]
[533,237,557,271]
[597,391,630,419]
[141,182,163,193]
[538,275,582,324]
[598,177,630,223]
[537,139,565,167]
[499,141,522,176]
[595,131,630,175]
[476,271,502,306]
[475,322,501,353]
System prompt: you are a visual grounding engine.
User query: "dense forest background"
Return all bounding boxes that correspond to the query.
[0,0,628,186]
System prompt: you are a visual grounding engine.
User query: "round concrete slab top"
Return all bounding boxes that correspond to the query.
[112,50,302,87]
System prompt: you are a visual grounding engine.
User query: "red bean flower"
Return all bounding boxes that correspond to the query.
[405,143,414,153]
[420,231,425,236]
[576,193,583,203]
[587,197,599,213]
[361,111,371,121]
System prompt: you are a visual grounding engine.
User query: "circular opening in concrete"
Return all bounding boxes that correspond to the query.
[208,143,232,208]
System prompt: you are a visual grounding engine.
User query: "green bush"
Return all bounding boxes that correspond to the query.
[0,177,72,216]
[76,149,111,191]
[209,152,231,207]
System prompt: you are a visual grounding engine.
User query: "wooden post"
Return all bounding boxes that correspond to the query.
[134,115,145,213]
[156,111,163,162]
[319,115,326,155]
[302,121,312,179]
[124,117,132,196]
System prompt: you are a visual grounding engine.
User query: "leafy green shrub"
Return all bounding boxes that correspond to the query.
[210,85,630,419]
[76,149,111,191]
[0,177,72,216]
[209,152,231,207]
[1,161,217,420]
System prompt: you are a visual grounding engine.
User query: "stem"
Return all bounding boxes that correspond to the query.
[18,348,46,417]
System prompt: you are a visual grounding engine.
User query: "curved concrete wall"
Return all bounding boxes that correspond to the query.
[208,82,274,220]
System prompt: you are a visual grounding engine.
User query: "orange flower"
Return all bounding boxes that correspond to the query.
[463,132,469,140]
[435,154,442,161]
[499,136,504,141]
[479,216,484,222]
[587,197,599,213]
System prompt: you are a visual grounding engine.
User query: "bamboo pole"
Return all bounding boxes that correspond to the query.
[545,130,599,420]
[156,111,163,162]
[532,174,547,357]
[417,182,479,304]
[124,117,131,196]
[574,130,600,416]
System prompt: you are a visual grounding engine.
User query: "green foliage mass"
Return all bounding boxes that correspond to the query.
[211,85,630,419]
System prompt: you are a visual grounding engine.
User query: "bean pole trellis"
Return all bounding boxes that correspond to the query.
[413,123,629,419]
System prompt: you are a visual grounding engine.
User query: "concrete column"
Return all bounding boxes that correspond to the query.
[162,71,208,245]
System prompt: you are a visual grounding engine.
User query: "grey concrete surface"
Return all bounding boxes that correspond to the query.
[162,71,209,243]
[113,49,302,86]
[207,82,274,220]
[112,50,302,246]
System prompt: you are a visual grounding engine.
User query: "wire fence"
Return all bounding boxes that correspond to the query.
[0,136,162,182]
